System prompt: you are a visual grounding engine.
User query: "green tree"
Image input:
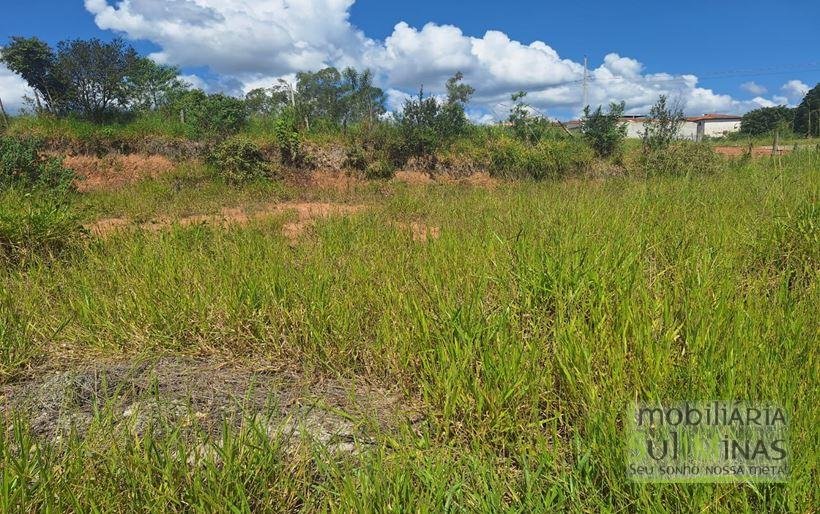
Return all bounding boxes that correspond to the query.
[580,102,627,157]
[244,87,288,117]
[54,38,140,121]
[642,95,684,151]
[0,36,67,113]
[793,83,820,137]
[339,67,386,128]
[296,67,345,128]
[507,90,559,144]
[392,72,475,166]
[740,106,795,135]
[171,90,248,137]
[126,58,185,111]
[437,71,474,139]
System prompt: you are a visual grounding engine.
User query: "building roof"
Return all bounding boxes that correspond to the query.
[686,113,742,122]
[563,113,743,127]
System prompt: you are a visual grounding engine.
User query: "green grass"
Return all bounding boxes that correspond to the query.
[0,152,818,511]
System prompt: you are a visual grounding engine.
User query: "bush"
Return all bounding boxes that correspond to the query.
[273,108,304,166]
[487,135,594,180]
[0,136,76,191]
[580,102,627,157]
[207,136,271,183]
[171,90,248,138]
[364,159,395,180]
[0,190,86,266]
[628,141,721,177]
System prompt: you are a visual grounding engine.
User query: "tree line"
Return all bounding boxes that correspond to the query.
[740,84,820,137]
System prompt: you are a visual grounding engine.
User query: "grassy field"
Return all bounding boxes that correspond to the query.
[1,150,818,511]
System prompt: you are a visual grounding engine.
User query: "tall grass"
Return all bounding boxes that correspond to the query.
[0,153,817,511]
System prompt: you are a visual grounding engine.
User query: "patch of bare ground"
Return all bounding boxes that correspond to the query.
[63,154,177,192]
[0,357,416,452]
[393,170,435,185]
[307,170,363,192]
[87,202,366,240]
[714,146,792,158]
[394,170,500,188]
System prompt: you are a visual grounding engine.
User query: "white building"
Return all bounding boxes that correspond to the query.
[566,113,742,141]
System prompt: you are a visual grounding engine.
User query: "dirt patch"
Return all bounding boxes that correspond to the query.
[459,172,499,188]
[64,154,177,192]
[394,170,435,185]
[308,170,363,191]
[87,202,366,239]
[714,146,792,158]
[0,357,413,451]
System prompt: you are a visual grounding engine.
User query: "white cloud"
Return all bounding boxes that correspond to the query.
[781,80,809,100]
[83,0,807,120]
[741,81,767,95]
[0,64,32,114]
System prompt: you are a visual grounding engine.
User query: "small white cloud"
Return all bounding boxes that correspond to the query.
[0,64,32,114]
[741,81,767,95]
[781,80,809,100]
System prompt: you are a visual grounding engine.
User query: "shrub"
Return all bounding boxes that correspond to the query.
[488,135,594,180]
[628,141,721,177]
[580,102,627,157]
[641,95,685,151]
[0,136,76,191]
[0,190,86,266]
[343,145,368,171]
[273,108,304,166]
[207,136,270,183]
[171,90,248,138]
[364,159,395,180]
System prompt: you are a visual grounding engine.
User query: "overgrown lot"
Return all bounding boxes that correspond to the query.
[0,147,817,511]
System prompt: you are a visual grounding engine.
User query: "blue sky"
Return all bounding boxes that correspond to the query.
[1,0,818,119]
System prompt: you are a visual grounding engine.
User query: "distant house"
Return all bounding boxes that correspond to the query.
[565,113,742,141]
[686,114,743,140]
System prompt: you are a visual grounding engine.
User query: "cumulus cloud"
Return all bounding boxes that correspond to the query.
[83,0,806,119]
[0,64,32,114]
[781,80,809,100]
[741,81,767,95]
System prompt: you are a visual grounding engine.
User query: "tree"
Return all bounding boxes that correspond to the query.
[296,67,345,127]
[244,87,288,117]
[507,90,558,144]
[392,72,475,166]
[339,67,385,127]
[54,38,140,121]
[0,36,67,113]
[580,102,627,157]
[171,90,248,137]
[126,58,185,111]
[437,71,474,139]
[642,95,684,151]
[740,106,795,136]
[793,83,820,137]
[395,86,441,163]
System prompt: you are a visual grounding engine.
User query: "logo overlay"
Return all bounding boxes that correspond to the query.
[627,401,789,483]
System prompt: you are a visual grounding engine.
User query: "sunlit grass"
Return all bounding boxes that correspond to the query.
[1,152,817,511]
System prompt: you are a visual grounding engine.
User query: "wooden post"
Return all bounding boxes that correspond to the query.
[772,130,779,156]
[180,109,185,124]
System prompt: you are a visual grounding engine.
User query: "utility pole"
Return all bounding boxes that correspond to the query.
[582,56,589,111]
